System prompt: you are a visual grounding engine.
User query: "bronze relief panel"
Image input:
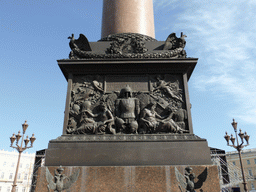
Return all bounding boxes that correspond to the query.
[66,74,188,135]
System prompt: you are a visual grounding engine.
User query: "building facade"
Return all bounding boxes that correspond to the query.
[226,148,256,191]
[0,150,35,192]
[211,148,230,186]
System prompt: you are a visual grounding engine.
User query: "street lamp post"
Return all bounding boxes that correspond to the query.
[224,119,250,192]
[10,121,36,192]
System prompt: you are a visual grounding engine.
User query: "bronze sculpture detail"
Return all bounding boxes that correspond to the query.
[68,32,187,59]
[139,103,188,134]
[115,85,140,134]
[66,75,189,135]
[46,166,80,192]
[68,101,115,135]
[175,167,208,192]
[153,76,183,102]
[163,32,187,58]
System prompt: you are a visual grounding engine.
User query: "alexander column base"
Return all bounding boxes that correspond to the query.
[35,165,220,192]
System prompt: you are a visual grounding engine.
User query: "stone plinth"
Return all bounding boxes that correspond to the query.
[35,165,220,192]
[45,134,211,166]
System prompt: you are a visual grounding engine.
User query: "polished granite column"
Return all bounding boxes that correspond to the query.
[101,0,155,38]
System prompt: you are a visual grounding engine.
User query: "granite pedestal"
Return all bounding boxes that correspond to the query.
[45,134,211,166]
[38,32,221,191]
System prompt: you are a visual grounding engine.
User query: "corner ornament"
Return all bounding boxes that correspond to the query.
[163,32,187,58]
[46,166,80,192]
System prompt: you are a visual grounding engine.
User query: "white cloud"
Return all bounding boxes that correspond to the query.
[156,0,256,125]
[153,0,179,10]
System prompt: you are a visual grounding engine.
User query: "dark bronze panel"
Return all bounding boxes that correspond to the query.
[106,75,148,92]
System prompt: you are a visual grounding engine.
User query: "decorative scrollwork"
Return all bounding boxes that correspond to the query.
[68,32,187,59]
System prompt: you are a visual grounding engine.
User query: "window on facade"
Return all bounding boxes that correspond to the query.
[232,161,236,166]
[234,172,238,178]
[18,173,21,180]
[24,173,28,180]
[3,162,6,166]
[22,187,26,192]
[26,164,29,168]
[0,186,2,192]
[20,163,22,168]
[248,169,253,176]
[11,162,15,167]
[254,158,256,164]
[9,173,13,179]
[16,187,18,192]
[252,183,255,189]
[7,187,11,192]
[0,172,4,179]
[247,160,250,165]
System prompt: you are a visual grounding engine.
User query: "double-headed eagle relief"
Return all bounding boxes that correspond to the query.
[175,167,208,192]
[66,74,189,135]
[46,166,80,192]
[68,32,187,59]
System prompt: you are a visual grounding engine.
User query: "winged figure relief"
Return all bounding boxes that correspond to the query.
[46,166,80,192]
[175,166,208,192]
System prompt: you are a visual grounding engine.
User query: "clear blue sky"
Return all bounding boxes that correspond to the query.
[0,0,255,154]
